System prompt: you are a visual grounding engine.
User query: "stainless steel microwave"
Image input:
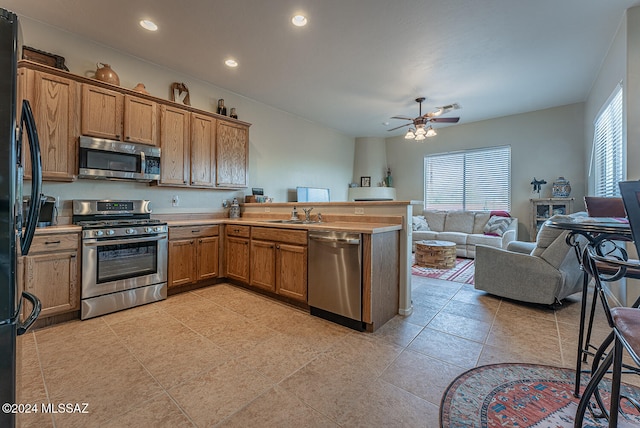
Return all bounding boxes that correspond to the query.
[78,136,161,182]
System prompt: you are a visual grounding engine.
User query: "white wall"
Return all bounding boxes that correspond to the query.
[385,103,586,240]
[352,137,387,186]
[627,7,640,181]
[18,16,355,216]
[584,9,627,191]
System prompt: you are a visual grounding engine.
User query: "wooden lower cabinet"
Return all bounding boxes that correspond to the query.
[21,232,80,318]
[275,243,307,302]
[225,224,251,284]
[249,227,307,303]
[168,225,219,288]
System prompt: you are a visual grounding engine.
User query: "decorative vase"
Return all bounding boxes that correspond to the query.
[132,83,149,95]
[229,198,241,219]
[95,63,120,85]
[552,177,571,198]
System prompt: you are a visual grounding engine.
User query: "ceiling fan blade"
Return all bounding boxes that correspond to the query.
[429,117,460,123]
[390,115,414,121]
[425,103,461,118]
[387,123,411,132]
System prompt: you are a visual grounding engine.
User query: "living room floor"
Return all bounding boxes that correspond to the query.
[17,276,612,428]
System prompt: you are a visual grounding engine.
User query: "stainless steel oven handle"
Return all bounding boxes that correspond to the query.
[83,235,167,246]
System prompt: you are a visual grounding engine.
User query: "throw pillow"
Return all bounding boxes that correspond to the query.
[412,215,430,231]
[483,215,513,236]
[490,210,511,218]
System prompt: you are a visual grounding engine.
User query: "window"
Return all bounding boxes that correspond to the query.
[424,146,511,211]
[592,84,624,197]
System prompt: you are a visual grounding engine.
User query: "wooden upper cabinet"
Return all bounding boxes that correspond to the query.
[20,68,80,181]
[190,113,216,187]
[123,95,157,145]
[159,105,190,186]
[216,121,248,188]
[81,84,123,140]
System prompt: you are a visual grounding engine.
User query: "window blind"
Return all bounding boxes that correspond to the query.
[424,145,511,211]
[593,85,624,197]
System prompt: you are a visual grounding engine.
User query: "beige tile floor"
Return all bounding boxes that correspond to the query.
[16,276,611,428]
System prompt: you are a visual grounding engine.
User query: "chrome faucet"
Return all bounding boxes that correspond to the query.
[290,206,299,220]
[303,207,313,222]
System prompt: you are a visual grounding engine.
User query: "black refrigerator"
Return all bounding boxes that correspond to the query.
[0,8,43,428]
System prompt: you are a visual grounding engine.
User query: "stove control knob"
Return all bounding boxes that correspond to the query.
[126,228,135,235]
[154,226,163,232]
[145,227,153,233]
[95,230,104,237]
[106,230,115,236]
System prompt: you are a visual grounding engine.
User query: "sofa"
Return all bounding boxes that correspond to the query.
[474,213,586,305]
[411,210,518,258]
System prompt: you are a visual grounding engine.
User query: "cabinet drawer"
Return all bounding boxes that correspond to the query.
[226,224,251,238]
[252,227,307,245]
[30,233,79,253]
[170,225,219,240]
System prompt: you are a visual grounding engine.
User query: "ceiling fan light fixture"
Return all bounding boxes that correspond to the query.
[426,126,437,137]
[415,133,426,141]
[415,125,426,136]
[404,128,416,139]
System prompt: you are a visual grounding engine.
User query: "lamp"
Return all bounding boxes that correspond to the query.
[404,123,437,140]
[404,128,415,139]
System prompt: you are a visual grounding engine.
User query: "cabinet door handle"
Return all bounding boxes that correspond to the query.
[190,240,194,244]
[192,229,200,233]
[70,254,76,258]
[115,134,120,139]
[199,239,202,243]
[45,240,61,245]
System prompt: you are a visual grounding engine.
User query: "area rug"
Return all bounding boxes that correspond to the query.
[440,362,640,427]
[412,257,475,285]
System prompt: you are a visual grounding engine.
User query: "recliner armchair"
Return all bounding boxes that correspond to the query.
[474,215,585,305]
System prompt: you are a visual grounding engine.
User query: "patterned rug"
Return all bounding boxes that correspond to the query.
[412,256,475,285]
[440,363,640,427]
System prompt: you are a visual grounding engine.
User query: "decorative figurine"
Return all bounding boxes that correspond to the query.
[531,177,547,196]
[170,82,190,105]
[230,108,238,119]
[217,99,227,116]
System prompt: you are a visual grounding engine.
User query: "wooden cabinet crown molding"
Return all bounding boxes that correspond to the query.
[18,60,251,128]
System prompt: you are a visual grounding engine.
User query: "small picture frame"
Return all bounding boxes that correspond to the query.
[360,176,371,187]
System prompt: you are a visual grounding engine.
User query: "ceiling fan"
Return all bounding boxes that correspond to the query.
[388,97,461,139]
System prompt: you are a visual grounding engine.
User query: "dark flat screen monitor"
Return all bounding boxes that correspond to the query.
[296,187,330,202]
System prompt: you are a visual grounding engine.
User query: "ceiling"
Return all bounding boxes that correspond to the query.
[6,0,640,137]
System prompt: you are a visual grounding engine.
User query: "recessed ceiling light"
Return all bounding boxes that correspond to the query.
[291,15,308,27]
[139,19,158,31]
[225,59,238,68]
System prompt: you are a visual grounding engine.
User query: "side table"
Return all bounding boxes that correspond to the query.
[415,240,456,269]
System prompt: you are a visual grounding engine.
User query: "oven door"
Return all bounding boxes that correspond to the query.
[82,234,168,298]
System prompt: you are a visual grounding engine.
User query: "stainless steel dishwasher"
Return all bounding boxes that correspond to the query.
[308,231,364,331]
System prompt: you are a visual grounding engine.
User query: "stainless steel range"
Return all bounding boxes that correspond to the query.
[73,200,168,320]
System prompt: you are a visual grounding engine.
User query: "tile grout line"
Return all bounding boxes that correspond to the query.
[30,331,56,428]
[100,317,199,427]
